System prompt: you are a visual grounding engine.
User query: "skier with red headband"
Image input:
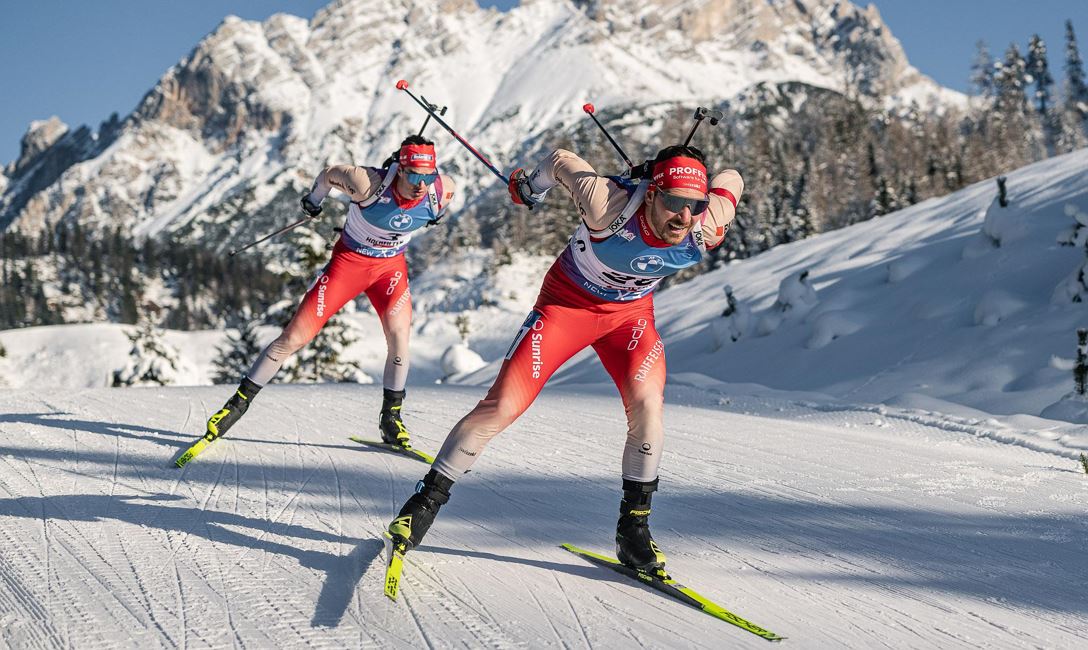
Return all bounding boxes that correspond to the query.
[387,144,743,572]
[202,135,456,448]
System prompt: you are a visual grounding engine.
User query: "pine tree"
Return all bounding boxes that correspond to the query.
[971,41,996,99]
[1066,19,1083,144]
[1027,35,1056,115]
[111,315,181,386]
[212,316,264,384]
[1027,34,1060,152]
[1065,20,1088,133]
[992,43,1037,166]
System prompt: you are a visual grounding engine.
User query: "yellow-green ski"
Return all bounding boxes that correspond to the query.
[349,436,435,464]
[175,435,214,468]
[383,532,407,601]
[561,543,784,642]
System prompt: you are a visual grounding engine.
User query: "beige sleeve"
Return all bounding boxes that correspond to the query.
[438,173,456,207]
[702,169,744,249]
[307,165,384,203]
[528,149,632,231]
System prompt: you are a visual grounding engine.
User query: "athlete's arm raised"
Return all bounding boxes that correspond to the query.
[523,149,632,231]
[702,169,744,249]
[306,165,385,204]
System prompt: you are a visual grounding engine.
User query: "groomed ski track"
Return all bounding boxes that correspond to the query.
[0,383,1085,649]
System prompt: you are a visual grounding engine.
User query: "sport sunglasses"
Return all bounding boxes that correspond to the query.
[658,191,709,215]
[402,170,439,185]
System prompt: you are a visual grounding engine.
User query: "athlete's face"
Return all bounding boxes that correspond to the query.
[396,166,434,200]
[646,187,703,245]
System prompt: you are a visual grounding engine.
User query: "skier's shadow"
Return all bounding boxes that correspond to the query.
[0,412,189,443]
[0,492,382,628]
[423,546,628,585]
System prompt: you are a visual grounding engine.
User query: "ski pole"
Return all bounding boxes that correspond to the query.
[228,214,317,257]
[418,96,447,136]
[582,103,635,169]
[682,106,724,147]
[395,79,509,184]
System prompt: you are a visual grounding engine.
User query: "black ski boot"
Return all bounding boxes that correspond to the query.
[388,469,454,550]
[205,377,262,442]
[379,388,411,445]
[616,478,667,572]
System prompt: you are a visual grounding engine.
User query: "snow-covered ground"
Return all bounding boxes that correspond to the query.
[0,383,1085,648]
[4,142,1088,647]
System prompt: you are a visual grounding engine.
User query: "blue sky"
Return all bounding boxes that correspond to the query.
[1,0,1086,165]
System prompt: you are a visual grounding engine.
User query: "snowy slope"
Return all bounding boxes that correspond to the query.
[0,383,1086,648]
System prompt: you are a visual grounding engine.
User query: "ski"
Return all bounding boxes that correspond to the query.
[349,436,435,464]
[383,531,407,601]
[561,543,784,642]
[175,434,216,468]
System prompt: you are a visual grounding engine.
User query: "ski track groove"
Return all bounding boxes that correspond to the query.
[554,572,593,650]
[526,581,568,649]
[403,556,517,648]
[0,518,66,650]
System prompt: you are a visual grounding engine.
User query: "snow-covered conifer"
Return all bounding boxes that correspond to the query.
[212,316,265,384]
[111,316,181,387]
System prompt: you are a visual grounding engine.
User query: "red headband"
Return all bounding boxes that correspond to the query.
[651,156,708,194]
[398,144,437,171]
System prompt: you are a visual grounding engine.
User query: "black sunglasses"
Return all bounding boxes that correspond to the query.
[658,191,709,215]
[402,170,438,186]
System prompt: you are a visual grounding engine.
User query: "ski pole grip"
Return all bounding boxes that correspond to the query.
[396,79,409,90]
[583,103,595,114]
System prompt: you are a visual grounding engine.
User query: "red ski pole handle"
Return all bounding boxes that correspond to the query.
[583,103,595,115]
[396,79,409,90]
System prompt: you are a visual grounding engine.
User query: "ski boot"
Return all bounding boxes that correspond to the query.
[387,469,454,551]
[615,478,667,572]
[379,388,411,446]
[205,377,262,442]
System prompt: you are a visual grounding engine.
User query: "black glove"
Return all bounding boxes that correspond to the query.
[300,194,323,217]
[628,160,653,180]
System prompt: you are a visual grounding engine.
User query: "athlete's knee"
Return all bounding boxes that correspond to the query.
[625,389,664,420]
[463,395,525,438]
[276,327,314,355]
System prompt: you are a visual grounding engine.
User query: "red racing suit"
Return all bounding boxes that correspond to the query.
[431,150,743,481]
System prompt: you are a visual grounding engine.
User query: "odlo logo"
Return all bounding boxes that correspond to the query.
[628,318,648,351]
[315,275,330,317]
[386,271,403,296]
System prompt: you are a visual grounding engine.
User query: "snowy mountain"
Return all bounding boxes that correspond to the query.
[0,0,960,243]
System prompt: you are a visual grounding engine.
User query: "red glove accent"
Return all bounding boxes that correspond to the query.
[508,168,526,205]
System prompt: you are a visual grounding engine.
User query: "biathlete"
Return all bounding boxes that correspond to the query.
[204,135,456,448]
[387,143,743,571]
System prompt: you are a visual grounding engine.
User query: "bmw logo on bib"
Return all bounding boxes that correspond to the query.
[390,213,413,230]
[631,254,665,273]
